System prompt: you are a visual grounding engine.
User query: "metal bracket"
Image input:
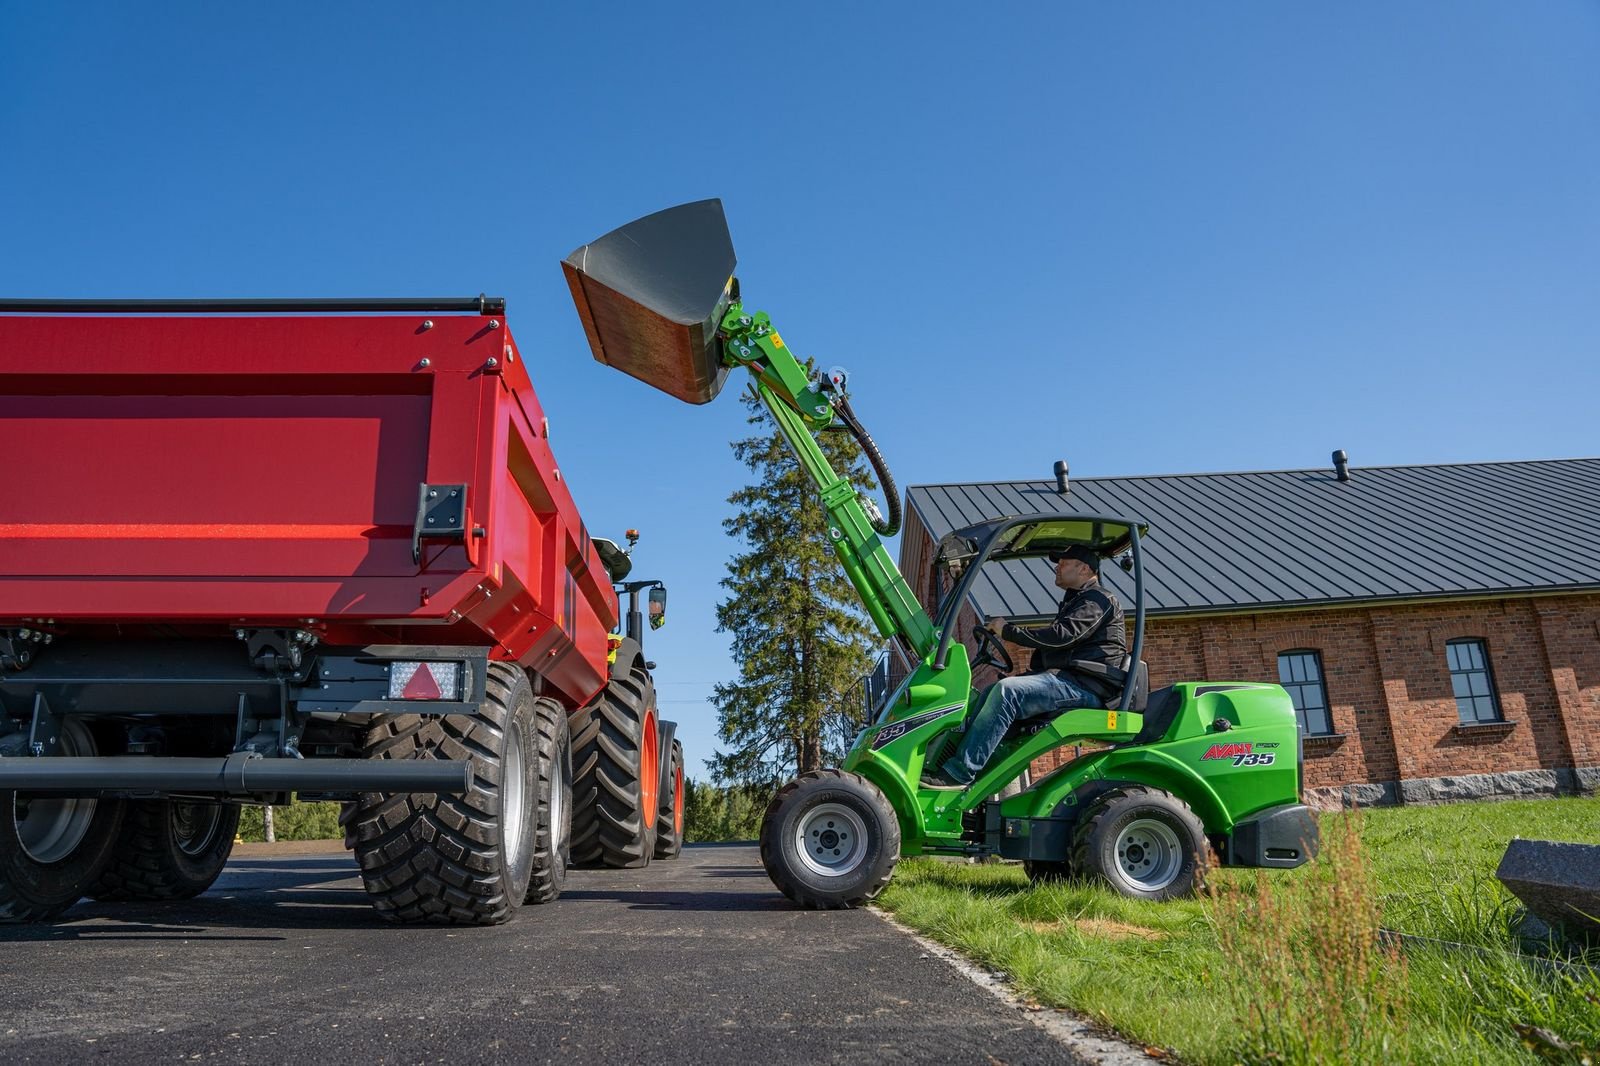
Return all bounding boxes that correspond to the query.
[1,628,48,671]
[28,692,62,757]
[412,483,470,565]
[241,628,316,675]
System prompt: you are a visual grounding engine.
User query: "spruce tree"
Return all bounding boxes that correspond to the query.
[709,386,880,784]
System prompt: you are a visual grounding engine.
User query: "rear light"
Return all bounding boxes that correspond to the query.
[388,661,463,701]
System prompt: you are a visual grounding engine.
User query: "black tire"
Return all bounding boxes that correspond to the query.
[1,718,127,922]
[653,738,684,860]
[759,769,900,909]
[87,799,240,902]
[340,662,544,925]
[569,665,659,868]
[1023,859,1074,885]
[1070,785,1208,901]
[524,695,572,904]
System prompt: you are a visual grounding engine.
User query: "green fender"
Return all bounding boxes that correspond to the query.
[1005,747,1233,834]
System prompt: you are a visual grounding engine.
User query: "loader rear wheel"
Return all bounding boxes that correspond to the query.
[1,718,127,923]
[340,662,547,925]
[1070,785,1207,901]
[653,739,684,860]
[87,799,240,902]
[569,665,659,868]
[760,769,900,909]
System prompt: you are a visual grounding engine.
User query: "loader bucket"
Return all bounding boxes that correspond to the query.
[562,198,737,405]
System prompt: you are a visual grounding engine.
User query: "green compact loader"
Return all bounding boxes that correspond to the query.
[563,200,1319,905]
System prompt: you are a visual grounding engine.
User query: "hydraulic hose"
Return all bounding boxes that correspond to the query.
[832,393,902,538]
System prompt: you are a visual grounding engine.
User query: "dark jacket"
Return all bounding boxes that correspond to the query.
[999,581,1127,696]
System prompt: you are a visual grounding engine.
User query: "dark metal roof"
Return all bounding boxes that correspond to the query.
[903,458,1600,621]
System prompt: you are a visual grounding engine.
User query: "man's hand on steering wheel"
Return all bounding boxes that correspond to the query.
[972,619,1014,673]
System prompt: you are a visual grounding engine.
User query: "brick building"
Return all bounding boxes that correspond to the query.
[898,456,1600,808]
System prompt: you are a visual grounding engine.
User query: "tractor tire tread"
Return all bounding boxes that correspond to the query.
[568,665,656,868]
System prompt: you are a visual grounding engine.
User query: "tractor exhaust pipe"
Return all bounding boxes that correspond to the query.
[562,199,738,405]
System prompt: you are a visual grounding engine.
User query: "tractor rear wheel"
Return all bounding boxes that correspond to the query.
[569,665,659,868]
[1070,785,1207,901]
[87,799,239,901]
[653,739,684,860]
[1,718,126,922]
[341,662,548,924]
[760,769,900,909]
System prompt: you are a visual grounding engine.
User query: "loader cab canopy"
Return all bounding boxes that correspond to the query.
[930,512,1150,674]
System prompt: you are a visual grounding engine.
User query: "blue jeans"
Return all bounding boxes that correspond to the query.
[940,671,1101,784]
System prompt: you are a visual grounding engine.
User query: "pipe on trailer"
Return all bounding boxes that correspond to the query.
[0,756,472,795]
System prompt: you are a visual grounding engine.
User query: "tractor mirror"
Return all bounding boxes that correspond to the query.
[648,586,668,630]
[563,199,737,405]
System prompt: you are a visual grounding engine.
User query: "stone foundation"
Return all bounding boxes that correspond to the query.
[1304,766,1599,810]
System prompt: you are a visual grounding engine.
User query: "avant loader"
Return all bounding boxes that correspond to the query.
[0,298,684,924]
[565,200,1320,905]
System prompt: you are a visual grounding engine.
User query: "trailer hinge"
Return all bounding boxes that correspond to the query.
[0,628,49,671]
[413,483,471,565]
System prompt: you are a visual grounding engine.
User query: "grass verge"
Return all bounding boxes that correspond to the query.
[875,796,1600,1064]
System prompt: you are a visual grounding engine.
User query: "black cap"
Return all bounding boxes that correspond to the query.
[1047,545,1100,569]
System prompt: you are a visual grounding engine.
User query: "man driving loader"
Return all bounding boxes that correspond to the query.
[922,545,1127,788]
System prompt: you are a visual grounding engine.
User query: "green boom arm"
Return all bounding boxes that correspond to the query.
[719,305,939,659]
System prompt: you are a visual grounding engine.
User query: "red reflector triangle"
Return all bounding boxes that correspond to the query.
[402,664,443,700]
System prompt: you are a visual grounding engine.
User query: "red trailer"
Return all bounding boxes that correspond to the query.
[0,298,684,925]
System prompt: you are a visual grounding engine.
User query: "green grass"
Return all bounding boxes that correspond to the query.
[875,797,1600,1064]
[237,800,342,842]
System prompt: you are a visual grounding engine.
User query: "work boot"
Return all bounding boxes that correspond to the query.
[919,762,969,790]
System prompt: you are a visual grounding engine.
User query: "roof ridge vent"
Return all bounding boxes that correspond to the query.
[1333,449,1351,482]
[1053,459,1069,494]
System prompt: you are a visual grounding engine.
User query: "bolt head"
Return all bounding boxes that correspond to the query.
[419,357,431,369]
[489,319,500,329]
[422,319,434,330]
[486,356,499,368]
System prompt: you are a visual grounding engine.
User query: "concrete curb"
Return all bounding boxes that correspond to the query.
[871,907,1169,1066]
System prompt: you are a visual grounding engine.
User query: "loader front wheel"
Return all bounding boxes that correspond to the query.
[1070,785,1207,901]
[569,665,659,868]
[87,799,239,902]
[760,769,900,909]
[341,661,544,925]
[653,739,684,860]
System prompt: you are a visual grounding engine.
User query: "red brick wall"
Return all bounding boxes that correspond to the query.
[908,516,1600,792]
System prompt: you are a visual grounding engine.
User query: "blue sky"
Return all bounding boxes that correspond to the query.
[4,3,1597,776]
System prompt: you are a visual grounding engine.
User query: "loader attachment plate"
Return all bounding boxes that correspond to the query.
[562,198,737,405]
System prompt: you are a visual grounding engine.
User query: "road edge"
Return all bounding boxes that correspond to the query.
[869,907,1168,1066]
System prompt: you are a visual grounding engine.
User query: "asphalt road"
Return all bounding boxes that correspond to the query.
[0,843,1085,1065]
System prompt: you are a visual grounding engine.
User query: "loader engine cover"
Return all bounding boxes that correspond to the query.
[562,198,737,405]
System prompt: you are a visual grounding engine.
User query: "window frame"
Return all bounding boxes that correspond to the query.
[1445,637,1503,724]
[1276,648,1334,736]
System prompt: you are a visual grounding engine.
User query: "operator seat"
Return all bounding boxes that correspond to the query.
[1001,656,1150,742]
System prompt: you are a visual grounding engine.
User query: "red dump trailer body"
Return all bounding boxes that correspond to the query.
[0,300,681,926]
[0,306,617,708]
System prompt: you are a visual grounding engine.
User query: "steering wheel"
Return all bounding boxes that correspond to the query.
[972,622,1014,673]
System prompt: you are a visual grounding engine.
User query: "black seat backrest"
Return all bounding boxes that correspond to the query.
[1121,660,1149,713]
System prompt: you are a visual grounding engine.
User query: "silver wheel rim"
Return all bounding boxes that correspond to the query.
[550,746,567,856]
[172,802,225,858]
[1113,816,1183,892]
[14,719,97,864]
[794,802,869,878]
[503,725,526,867]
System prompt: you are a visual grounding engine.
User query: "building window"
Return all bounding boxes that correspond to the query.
[1446,639,1502,724]
[1277,650,1332,735]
